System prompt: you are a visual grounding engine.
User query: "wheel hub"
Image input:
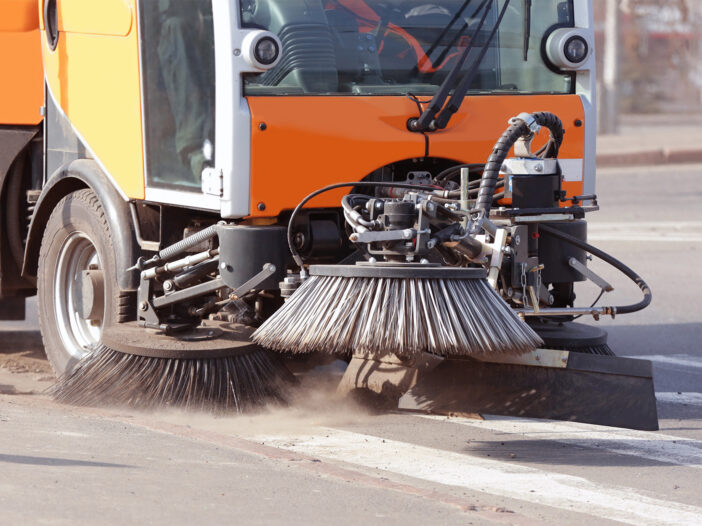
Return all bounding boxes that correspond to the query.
[54,232,104,358]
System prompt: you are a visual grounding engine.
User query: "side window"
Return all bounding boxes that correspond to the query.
[140,0,215,191]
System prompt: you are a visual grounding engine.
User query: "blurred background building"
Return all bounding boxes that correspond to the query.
[593,0,701,132]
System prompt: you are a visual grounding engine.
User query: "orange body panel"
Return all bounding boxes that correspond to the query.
[248,97,426,216]
[429,94,586,203]
[248,95,585,217]
[0,0,43,126]
[0,0,39,32]
[41,0,145,199]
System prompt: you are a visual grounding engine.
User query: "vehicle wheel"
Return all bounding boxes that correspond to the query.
[37,189,130,375]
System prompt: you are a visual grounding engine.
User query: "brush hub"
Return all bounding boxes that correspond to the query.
[309,264,487,280]
[101,321,263,359]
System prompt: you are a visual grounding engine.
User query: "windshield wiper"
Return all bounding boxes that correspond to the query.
[413,0,472,75]
[408,0,492,132]
[430,0,492,72]
[523,0,532,60]
[409,0,511,132]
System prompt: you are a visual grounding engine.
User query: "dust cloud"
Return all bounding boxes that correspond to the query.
[153,365,375,438]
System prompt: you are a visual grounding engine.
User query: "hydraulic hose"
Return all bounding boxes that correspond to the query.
[288,181,452,270]
[539,224,652,315]
[475,112,564,218]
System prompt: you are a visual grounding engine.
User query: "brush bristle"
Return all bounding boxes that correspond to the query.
[253,276,543,357]
[543,343,615,356]
[50,345,294,412]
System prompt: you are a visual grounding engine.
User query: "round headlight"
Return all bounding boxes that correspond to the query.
[564,36,589,64]
[254,37,279,66]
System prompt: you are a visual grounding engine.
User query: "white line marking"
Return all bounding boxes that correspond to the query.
[656,392,702,406]
[625,355,702,370]
[419,415,702,468]
[253,428,702,526]
[588,222,702,242]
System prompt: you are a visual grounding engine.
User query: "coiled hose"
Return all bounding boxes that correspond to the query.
[539,224,652,315]
[475,112,564,218]
[159,224,218,261]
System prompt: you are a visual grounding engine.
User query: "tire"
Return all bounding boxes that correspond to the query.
[37,189,130,375]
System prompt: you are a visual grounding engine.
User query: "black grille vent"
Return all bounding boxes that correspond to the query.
[260,24,338,92]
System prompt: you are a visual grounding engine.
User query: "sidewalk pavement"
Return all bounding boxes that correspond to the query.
[596,113,702,168]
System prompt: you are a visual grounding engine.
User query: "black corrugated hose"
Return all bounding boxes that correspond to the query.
[475,112,564,217]
[539,224,652,315]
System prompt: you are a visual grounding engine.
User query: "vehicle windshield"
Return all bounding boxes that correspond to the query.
[241,0,574,96]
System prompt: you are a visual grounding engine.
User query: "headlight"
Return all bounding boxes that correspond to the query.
[564,36,589,64]
[254,37,279,66]
[545,29,593,71]
[241,31,283,71]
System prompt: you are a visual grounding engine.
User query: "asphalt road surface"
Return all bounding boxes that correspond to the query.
[1,163,701,526]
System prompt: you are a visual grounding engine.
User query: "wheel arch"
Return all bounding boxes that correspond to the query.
[23,159,140,291]
[0,126,42,297]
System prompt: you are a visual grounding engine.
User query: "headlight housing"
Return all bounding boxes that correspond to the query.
[545,29,593,71]
[241,31,282,71]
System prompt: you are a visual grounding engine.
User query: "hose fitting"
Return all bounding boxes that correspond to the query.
[475,111,564,220]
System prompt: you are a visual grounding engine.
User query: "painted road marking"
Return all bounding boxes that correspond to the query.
[626,354,702,370]
[656,392,702,406]
[252,428,702,526]
[588,222,702,242]
[419,414,702,468]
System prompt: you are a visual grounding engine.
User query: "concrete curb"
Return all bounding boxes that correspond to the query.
[597,148,702,168]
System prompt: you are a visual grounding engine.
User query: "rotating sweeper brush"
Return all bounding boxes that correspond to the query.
[255,263,540,357]
[50,224,295,411]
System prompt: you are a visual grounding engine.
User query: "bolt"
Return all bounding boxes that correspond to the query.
[233,48,241,56]
[548,294,554,305]
[294,232,306,248]
[258,122,267,131]
[368,257,377,264]
[534,163,543,173]
[139,302,148,311]
[257,202,266,211]
[220,262,227,270]
[164,280,174,292]
[402,229,413,239]
[420,258,430,265]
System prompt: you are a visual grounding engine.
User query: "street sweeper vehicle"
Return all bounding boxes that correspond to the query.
[0,0,658,428]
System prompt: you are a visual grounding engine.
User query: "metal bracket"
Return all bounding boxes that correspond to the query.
[568,257,614,292]
[487,228,508,289]
[201,167,224,197]
[350,229,415,243]
[229,264,277,300]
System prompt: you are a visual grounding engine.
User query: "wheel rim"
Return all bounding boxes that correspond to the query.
[54,231,104,359]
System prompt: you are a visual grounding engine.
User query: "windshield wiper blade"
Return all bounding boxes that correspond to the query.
[408,0,492,132]
[433,0,511,130]
[430,0,492,72]
[523,0,532,60]
[415,0,472,74]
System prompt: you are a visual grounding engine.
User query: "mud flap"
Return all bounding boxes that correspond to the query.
[398,349,659,431]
